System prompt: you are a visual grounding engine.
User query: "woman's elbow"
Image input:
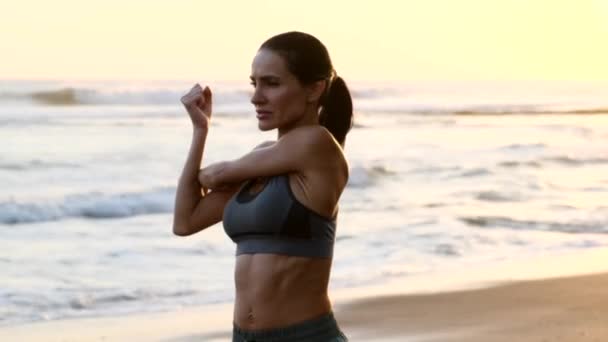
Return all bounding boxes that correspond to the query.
[172,224,193,237]
[172,217,198,236]
[173,220,210,236]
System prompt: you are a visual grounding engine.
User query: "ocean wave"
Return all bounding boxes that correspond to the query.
[350,87,402,99]
[0,188,175,225]
[356,103,608,115]
[68,288,197,310]
[497,155,608,169]
[444,168,492,179]
[453,107,608,115]
[433,243,461,256]
[4,84,608,116]
[499,143,546,150]
[2,86,251,107]
[542,156,608,166]
[30,88,85,105]
[407,165,461,175]
[460,215,608,234]
[1,288,199,325]
[27,87,184,106]
[498,160,542,169]
[351,122,367,129]
[0,159,82,171]
[475,191,523,202]
[347,165,397,188]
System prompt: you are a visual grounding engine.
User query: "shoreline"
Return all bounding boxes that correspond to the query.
[338,272,608,341]
[3,248,608,341]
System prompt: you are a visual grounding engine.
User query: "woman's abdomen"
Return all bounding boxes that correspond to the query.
[233,253,333,330]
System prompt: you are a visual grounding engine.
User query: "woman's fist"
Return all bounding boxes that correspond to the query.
[181,84,212,129]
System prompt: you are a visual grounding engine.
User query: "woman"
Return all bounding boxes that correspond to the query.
[173,31,352,342]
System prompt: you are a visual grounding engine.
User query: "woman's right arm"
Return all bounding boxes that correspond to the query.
[172,84,235,236]
[172,128,236,236]
[172,132,274,236]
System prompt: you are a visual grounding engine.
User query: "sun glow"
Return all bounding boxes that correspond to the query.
[1,0,607,81]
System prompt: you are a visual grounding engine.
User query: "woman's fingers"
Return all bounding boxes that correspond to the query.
[182,84,212,114]
[203,86,212,105]
[181,91,201,108]
[181,84,213,129]
[196,86,212,117]
[181,84,202,105]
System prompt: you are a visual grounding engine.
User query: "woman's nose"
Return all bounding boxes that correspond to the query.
[250,87,265,105]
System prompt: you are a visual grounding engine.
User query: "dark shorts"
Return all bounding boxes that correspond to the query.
[232,312,348,342]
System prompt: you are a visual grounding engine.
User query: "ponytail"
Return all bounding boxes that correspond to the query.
[318,77,353,146]
[259,31,352,144]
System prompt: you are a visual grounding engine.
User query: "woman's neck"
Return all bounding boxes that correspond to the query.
[277,106,319,139]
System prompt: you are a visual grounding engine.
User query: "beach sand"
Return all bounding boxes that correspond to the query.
[338,272,608,341]
[2,272,608,341]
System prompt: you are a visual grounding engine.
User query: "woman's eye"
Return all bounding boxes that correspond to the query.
[250,80,279,87]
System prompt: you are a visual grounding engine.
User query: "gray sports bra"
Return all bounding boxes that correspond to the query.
[222,174,336,258]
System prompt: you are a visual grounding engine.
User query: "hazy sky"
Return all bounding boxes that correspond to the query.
[2,0,608,81]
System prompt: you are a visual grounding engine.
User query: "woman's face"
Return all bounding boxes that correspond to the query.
[250,49,309,131]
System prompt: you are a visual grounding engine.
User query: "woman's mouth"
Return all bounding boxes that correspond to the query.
[256,110,272,120]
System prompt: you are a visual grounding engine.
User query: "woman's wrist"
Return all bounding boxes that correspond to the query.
[193,126,209,136]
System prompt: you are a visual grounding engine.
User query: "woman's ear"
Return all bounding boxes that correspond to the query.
[306,79,328,103]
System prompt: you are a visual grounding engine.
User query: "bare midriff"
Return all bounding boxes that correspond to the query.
[233,253,333,330]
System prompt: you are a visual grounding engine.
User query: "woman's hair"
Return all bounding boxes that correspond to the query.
[260,31,353,146]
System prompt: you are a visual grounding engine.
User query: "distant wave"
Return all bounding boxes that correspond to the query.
[406,166,493,179]
[26,87,184,106]
[1,287,200,325]
[460,215,608,234]
[542,156,608,166]
[441,167,492,179]
[351,122,367,129]
[354,102,608,116]
[357,104,608,115]
[453,107,608,115]
[0,188,174,225]
[67,288,197,310]
[3,85,608,116]
[1,87,249,107]
[433,243,461,256]
[496,155,608,169]
[0,159,81,171]
[407,165,461,175]
[30,88,83,105]
[347,165,397,188]
[1,87,99,105]
[350,88,401,99]
[498,160,542,169]
[499,143,546,150]
[475,191,523,202]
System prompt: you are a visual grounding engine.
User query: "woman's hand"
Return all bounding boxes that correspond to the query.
[181,84,212,130]
[198,162,236,191]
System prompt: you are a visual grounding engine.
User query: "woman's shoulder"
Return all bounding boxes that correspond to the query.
[253,140,276,150]
[285,125,348,177]
[284,125,342,150]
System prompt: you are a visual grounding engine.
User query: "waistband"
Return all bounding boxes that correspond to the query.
[233,312,342,341]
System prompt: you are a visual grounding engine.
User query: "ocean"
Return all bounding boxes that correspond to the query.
[1,79,608,326]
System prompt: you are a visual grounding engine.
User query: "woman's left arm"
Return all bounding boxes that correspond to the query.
[199,126,334,189]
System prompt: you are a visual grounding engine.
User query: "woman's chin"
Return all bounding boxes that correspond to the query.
[257,121,275,131]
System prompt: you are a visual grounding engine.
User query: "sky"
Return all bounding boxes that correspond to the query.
[1,0,608,81]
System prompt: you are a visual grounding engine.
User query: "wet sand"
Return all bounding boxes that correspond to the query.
[337,272,608,341]
[2,272,608,341]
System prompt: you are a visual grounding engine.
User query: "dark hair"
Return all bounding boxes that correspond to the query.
[260,31,353,146]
